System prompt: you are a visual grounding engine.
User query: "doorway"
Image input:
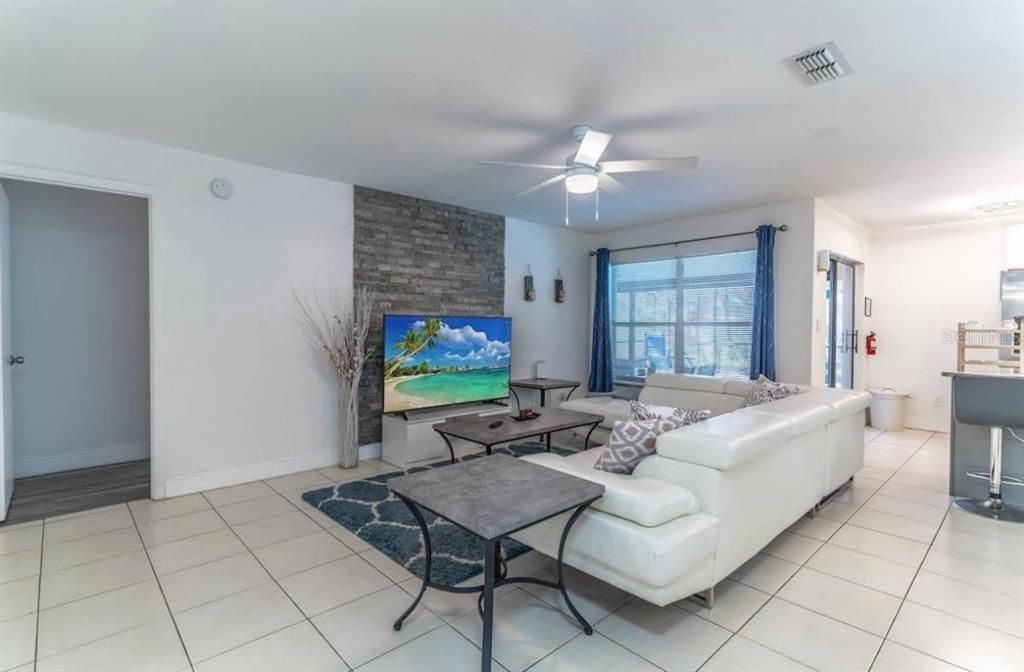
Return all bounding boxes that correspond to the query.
[0,179,150,523]
[825,257,857,389]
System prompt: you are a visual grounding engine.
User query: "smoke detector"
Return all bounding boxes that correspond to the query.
[790,42,853,85]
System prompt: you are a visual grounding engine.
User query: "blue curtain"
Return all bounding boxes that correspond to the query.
[750,225,776,380]
[588,248,614,393]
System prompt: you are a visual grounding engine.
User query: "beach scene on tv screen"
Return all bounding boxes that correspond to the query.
[383,315,511,412]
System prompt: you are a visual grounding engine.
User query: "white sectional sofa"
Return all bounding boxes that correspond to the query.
[511,373,869,607]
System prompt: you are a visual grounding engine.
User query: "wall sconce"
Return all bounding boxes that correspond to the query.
[555,269,565,303]
[524,265,536,301]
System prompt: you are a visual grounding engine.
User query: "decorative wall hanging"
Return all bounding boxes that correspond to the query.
[555,269,566,303]
[524,265,536,301]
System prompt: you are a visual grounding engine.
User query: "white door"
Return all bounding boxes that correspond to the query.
[0,183,13,520]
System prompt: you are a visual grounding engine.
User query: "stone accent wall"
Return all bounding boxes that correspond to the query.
[354,186,505,444]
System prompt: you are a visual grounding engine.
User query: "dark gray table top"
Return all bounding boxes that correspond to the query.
[388,454,605,541]
[510,378,582,390]
[433,408,603,446]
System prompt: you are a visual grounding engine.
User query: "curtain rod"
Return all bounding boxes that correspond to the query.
[587,224,788,257]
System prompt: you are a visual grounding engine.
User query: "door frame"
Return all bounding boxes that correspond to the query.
[0,162,163,499]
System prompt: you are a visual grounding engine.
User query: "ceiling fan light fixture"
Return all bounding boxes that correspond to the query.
[565,169,599,194]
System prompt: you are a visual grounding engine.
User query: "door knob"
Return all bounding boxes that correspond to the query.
[7,355,24,366]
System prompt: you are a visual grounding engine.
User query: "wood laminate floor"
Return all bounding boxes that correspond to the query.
[1,459,150,525]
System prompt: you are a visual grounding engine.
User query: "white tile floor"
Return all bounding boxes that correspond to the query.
[1,430,1023,672]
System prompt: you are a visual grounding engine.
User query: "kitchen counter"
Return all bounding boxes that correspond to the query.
[942,369,1024,379]
[943,370,1024,506]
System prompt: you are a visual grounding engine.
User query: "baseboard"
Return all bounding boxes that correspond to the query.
[14,443,150,478]
[162,442,383,499]
[906,416,949,433]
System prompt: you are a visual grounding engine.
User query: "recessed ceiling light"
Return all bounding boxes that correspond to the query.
[975,200,1024,213]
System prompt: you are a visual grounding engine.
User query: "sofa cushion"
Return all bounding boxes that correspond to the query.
[816,387,871,414]
[596,416,694,474]
[740,393,836,433]
[738,375,804,408]
[522,451,700,527]
[644,373,728,394]
[655,411,798,470]
[629,400,712,424]
[560,396,630,429]
[723,379,757,398]
[639,388,739,416]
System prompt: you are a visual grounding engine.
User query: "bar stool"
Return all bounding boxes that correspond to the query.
[954,426,1024,523]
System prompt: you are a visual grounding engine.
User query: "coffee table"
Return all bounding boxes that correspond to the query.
[433,408,603,462]
[389,454,605,672]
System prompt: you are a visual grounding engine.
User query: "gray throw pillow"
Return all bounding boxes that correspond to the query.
[739,375,803,408]
[596,413,702,475]
[630,400,711,425]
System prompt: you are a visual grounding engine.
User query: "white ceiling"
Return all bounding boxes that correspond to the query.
[1,1,1022,231]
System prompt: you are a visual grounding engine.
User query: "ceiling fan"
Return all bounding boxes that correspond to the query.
[479,125,698,224]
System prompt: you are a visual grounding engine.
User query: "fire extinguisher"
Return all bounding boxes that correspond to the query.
[866,331,877,356]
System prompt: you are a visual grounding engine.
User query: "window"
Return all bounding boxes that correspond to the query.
[610,250,757,381]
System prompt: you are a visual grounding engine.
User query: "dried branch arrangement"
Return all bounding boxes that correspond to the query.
[294,287,376,467]
[295,288,375,383]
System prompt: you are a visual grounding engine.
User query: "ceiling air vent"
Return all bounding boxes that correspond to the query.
[790,42,853,85]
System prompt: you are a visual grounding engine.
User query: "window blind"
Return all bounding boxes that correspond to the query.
[610,250,757,381]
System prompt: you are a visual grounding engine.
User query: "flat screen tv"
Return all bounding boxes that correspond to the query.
[382,314,512,414]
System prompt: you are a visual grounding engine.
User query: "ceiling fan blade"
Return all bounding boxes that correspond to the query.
[478,161,567,170]
[515,173,566,197]
[573,130,613,167]
[600,157,698,173]
[600,174,627,193]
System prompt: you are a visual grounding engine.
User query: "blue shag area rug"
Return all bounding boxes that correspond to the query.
[302,442,572,586]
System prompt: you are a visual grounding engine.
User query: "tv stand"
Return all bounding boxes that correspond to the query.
[381,403,509,468]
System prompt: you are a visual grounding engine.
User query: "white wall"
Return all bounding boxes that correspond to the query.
[867,219,1017,430]
[812,200,872,389]
[0,113,354,497]
[587,199,817,384]
[1009,224,1024,268]
[504,218,590,407]
[5,180,150,477]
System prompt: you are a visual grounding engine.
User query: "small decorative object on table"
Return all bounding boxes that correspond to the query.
[295,287,376,469]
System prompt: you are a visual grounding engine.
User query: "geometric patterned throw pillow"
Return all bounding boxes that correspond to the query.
[630,400,711,425]
[739,375,803,408]
[595,412,705,475]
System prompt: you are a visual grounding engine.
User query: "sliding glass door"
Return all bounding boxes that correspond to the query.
[825,258,857,388]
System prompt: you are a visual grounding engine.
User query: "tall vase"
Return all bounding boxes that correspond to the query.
[338,381,360,468]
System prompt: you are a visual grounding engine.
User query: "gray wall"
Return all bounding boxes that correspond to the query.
[354,186,505,444]
[4,179,149,476]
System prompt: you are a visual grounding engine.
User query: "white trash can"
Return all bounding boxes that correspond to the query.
[869,388,911,431]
